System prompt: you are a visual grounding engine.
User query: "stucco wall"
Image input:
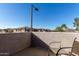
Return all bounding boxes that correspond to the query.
[32,32,78,47]
[0,32,31,55]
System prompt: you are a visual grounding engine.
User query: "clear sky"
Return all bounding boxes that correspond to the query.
[0,3,79,29]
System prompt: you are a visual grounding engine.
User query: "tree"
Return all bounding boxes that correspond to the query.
[53,24,67,32]
[61,24,67,30]
[53,26,64,32]
[73,18,79,30]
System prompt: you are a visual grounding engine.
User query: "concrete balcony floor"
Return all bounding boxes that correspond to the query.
[12,47,55,56]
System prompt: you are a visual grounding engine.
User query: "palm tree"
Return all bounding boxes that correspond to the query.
[73,18,79,30]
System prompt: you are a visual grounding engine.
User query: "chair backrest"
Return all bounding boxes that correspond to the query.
[61,33,77,47]
[60,33,77,53]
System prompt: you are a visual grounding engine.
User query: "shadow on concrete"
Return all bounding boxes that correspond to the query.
[31,33,49,50]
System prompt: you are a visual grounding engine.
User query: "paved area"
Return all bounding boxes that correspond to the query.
[13,47,49,56]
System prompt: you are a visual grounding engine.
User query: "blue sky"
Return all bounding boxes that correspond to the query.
[0,3,79,29]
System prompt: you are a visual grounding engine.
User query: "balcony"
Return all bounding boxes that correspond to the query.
[0,32,79,56]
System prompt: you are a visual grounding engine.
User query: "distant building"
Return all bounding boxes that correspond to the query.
[0,27,52,33]
[33,28,52,32]
[13,27,26,33]
[0,27,28,33]
[0,29,6,33]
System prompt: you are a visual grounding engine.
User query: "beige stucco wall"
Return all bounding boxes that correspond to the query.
[32,32,78,46]
[0,32,31,55]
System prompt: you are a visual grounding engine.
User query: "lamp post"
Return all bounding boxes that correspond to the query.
[30,4,33,32]
[30,4,38,32]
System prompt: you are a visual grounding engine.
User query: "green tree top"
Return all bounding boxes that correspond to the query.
[53,24,67,32]
[73,18,79,30]
[61,24,67,29]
